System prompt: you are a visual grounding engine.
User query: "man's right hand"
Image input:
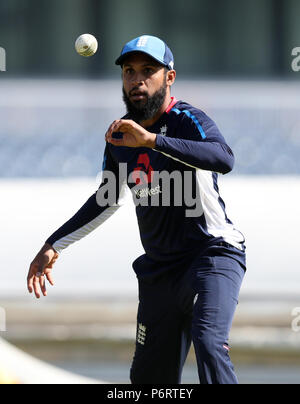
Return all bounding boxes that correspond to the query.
[27,243,59,299]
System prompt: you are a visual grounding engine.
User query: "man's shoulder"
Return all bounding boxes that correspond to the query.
[171,100,224,142]
[171,100,211,123]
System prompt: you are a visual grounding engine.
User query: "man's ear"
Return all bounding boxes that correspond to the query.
[166,70,176,86]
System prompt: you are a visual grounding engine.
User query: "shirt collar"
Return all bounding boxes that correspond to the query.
[165,97,178,114]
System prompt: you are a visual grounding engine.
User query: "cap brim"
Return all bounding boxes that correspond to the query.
[115,50,167,68]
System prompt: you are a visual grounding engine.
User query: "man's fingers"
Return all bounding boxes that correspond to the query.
[32,264,46,298]
[106,120,127,138]
[113,121,134,134]
[45,271,54,286]
[105,120,133,144]
[106,120,120,137]
[27,274,34,294]
[39,276,47,297]
[28,272,53,298]
[33,276,41,299]
[27,245,58,297]
[108,137,125,146]
[111,120,122,133]
[27,263,40,293]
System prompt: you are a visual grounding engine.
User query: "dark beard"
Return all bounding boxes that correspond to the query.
[122,81,167,123]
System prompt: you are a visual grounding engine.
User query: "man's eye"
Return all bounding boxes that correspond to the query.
[144,68,153,74]
[125,69,134,74]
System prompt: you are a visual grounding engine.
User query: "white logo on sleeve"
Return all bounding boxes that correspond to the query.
[137,323,147,345]
[137,36,149,48]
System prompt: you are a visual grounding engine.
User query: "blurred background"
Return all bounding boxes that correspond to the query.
[1,0,300,384]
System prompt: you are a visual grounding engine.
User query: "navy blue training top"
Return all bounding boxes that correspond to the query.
[46,98,246,276]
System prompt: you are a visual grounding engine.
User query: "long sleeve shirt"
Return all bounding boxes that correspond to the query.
[46,98,246,276]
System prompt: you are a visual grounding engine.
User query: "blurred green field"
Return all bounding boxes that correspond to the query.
[10,338,300,366]
[4,337,300,384]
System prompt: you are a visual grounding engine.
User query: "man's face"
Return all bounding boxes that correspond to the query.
[122,52,168,122]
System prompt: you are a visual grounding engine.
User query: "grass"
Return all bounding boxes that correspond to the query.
[9,338,300,366]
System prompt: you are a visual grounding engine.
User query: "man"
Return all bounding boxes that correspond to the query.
[27,35,246,384]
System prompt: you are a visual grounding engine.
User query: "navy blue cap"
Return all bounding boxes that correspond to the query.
[115,35,174,70]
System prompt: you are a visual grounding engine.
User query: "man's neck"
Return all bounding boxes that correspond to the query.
[140,94,172,128]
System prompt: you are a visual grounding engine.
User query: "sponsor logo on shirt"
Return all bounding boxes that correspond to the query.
[132,153,154,185]
[134,185,162,199]
[132,153,162,199]
[97,160,204,217]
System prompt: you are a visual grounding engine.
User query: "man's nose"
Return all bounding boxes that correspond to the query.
[131,72,145,85]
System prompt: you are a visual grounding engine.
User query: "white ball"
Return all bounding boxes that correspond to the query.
[75,34,98,57]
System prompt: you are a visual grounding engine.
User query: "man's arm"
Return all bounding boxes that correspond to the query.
[153,137,234,174]
[27,144,125,298]
[105,114,234,175]
[46,144,126,253]
[153,112,234,174]
[45,191,121,254]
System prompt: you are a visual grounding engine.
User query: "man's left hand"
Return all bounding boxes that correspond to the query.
[105,120,157,148]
